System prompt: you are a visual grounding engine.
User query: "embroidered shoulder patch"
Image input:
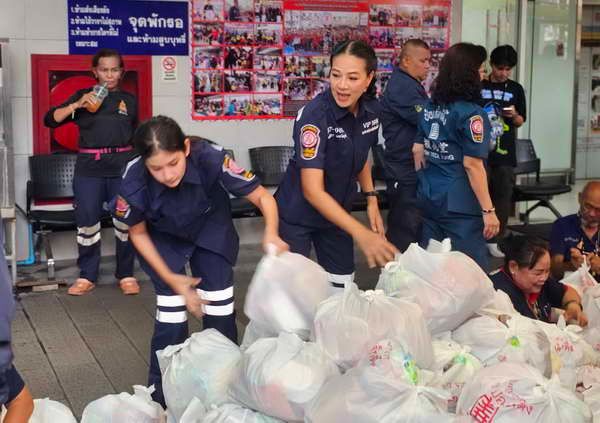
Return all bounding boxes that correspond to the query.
[118,100,128,116]
[414,104,423,113]
[300,124,320,160]
[114,195,131,219]
[469,115,484,143]
[223,155,255,181]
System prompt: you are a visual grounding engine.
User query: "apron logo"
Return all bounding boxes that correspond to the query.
[114,195,131,219]
[469,115,484,143]
[118,100,128,116]
[300,124,320,160]
[223,155,255,181]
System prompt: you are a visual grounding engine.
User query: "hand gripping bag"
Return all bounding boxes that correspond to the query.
[228,332,339,422]
[377,243,495,334]
[305,362,451,423]
[456,362,592,423]
[81,385,165,423]
[202,403,284,423]
[431,337,484,412]
[156,329,241,422]
[452,314,552,377]
[29,398,77,423]
[244,250,329,340]
[312,283,433,370]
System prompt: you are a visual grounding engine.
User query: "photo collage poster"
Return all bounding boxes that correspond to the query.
[191,0,451,120]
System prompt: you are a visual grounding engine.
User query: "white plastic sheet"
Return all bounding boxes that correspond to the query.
[202,403,284,423]
[457,362,591,422]
[313,283,433,370]
[229,332,339,422]
[377,243,495,334]
[560,261,597,298]
[30,398,77,423]
[244,251,329,339]
[157,329,241,422]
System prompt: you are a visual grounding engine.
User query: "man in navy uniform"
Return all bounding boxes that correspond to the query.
[0,225,14,407]
[550,181,600,281]
[379,39,431,251]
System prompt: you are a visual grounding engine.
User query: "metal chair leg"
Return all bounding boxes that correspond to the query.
[40,232,55,280]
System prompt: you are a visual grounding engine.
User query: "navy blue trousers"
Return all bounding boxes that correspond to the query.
[72,174,135,282]
[279,218,355,290]
[137,241,237,407]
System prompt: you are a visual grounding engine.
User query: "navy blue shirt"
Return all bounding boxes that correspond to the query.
[550,213,600,280]
[379,68,428,183]
[490,268,565,323]
[113,140,260,265]
[415,100,491,215]
[0,225,14,405]
[275,89,380,228]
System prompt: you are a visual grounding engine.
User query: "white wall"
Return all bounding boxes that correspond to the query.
[0,0,293,261]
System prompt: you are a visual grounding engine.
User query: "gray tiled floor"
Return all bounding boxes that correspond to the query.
[9,180,588,418]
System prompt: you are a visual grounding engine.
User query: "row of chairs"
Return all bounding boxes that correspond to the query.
[24,139,569,279]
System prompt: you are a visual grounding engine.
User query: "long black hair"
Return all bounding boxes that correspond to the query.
[431,42,486,104]
[133,115,186,159]
[330,40,377,98]
[498,234,549,270]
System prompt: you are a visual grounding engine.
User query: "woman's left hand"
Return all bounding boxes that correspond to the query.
[262,233,289,255]
[367,199,386,237]
[564,302,588,327]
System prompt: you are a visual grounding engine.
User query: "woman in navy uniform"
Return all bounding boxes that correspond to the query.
[44,48,139,296]
[412,43,499,269]
[490,235,587,326]
[276,40,397,290]
[112,115,287,406]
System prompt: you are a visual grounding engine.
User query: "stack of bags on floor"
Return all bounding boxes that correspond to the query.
[29,242,600,422]
[149,241,600,422]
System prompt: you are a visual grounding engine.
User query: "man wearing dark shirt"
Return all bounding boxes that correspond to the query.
[379,39,431,251]
[481,45,527,258]
[550,181,600,281]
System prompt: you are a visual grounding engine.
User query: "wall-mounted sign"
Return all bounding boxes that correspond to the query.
[68,0,189,55]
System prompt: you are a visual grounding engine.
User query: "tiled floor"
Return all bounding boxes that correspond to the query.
[8,179,589,418]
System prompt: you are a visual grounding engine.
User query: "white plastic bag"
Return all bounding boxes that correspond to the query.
[456,362,592,422]
[452,314,552,377]
[30,398,77,423]
[156,329,241,422]
[583,285,600,329]
[582,384,600,423]
[312,283,433,370]
[478,289,519,317]
[431,338,483,412]
[202,403,284,423]
[305,363,451,423]
[229,332,339,422]
[240,320,276,352]
[244,251,329,339]
[560,261,597,298]
[81,385,165,423]
[378,243,496,334]
[178,397,206,423]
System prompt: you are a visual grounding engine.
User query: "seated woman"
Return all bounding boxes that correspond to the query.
[490,234,588,326]
[2,366,33,423]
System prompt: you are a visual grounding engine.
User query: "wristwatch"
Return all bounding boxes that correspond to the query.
[363,191,378,197]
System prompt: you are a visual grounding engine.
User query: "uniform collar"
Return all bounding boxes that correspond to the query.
[397,67,423,86]
[325,88,375,122]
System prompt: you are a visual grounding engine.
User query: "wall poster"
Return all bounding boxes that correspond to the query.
[190,0,451,120]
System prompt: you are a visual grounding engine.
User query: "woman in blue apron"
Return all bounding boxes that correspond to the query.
[275,40,397,290]
[413,43,500,269]
[112,115,287,405]
[44,48,139,295]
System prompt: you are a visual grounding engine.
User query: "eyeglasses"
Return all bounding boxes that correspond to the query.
[582,202,600,215]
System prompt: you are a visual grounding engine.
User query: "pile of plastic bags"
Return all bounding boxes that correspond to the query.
[28,244,600,422]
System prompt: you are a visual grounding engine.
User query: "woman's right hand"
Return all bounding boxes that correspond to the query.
[355,228,398,268]
[412,143,426,171]
[75,91,97,109]
[483,212,500,240]
[168,274,209,319]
